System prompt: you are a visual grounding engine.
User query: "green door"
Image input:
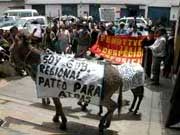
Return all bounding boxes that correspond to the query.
[89,4,100,22]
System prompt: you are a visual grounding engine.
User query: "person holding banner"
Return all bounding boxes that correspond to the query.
[129,25,142,37]
[149,28,166,85]
[115,22,127,35]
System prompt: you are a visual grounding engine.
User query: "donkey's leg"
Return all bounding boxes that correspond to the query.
[42,98,50,105]
[103,99,117,128]
[99,99,117,134]
[52,98,67,130]
[129,91,137,112]
[99,109,110,134]
[52,98,60,122]
[134,96,143,114]
[134,86,144,114]
[98,105,103,116]
[46,98,50,105]
[42,98,46,105]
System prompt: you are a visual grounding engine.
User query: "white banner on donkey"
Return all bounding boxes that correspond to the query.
[36,53,104,105]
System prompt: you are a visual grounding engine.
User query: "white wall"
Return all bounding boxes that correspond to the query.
[77,4,89,17]
[46,5,62,17]
[25,5,32,9]
[100,4,121,19]
[170,6,179,21]
[0,2,24,15]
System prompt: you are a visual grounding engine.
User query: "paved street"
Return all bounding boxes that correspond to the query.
[0,76,180,135]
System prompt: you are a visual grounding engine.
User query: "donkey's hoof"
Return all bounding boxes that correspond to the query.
[133,111,141,116]
[77,101,82,106]
[99,129,104,135]
[60,123,67,130]
[97,112,102,117]
[129,109,133,112]
[52,116,59,123]
[42,99,46,105]
[104,123,110,129]
[81,106,88,112]
[46,99,50,105]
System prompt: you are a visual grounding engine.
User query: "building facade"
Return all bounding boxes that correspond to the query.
[0,0,178,24]
[0,0,24,15]
[24,0,180,23]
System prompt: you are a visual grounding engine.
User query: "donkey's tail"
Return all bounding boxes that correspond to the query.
[117,79,123,117]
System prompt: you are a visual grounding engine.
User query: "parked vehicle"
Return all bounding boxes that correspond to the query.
[3,9,39,18]
[0,16,17,27]
[0,16,48,32]
[119,17,148,29]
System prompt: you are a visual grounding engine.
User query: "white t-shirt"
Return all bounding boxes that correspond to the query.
[29,24,42,38]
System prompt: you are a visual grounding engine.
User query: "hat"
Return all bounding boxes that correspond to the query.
[119,22,125,25]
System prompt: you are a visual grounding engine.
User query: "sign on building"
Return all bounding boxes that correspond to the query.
[99,8,115,22]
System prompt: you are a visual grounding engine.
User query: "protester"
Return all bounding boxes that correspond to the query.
[51,20,58,35]
[0,29,9,52]
[42,27,56,50]
[71,23,81,54]
[139,26,148,36]
[142,30,155,78]
[9,27,25,76]
[90,23,99,46]
[106,23,115,36]
[163,31,174,78]
[115,22,127,35]
[129,25,142,37]
[148,28,167,85]
[56,24,71,53]
[127,23,133,34]
[76,23,91,57]
[30,20,44,49]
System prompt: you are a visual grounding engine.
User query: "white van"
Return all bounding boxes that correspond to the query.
[0,16,48,32]
[3,9,39,18]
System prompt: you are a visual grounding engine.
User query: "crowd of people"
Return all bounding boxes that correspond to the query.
[0,17,175,85]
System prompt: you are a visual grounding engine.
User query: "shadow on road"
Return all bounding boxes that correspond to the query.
[3,116,118,135]
[30,102,141,122]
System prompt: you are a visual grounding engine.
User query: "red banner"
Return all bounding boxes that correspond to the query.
[90,35,144,64]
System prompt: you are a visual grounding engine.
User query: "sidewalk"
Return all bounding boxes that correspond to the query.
[0,76,179,135]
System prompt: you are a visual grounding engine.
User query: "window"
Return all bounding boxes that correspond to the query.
[9,12,18,16]
[36,18,45,25]
[20,12,32,17]
[127,19,134,24]
[33,12,39,16]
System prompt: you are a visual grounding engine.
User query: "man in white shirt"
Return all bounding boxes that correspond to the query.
[149,28,166,85]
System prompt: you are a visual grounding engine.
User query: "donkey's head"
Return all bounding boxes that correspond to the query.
[10,32,41,66]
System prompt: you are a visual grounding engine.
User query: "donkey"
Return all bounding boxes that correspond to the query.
[10,33,123,135]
